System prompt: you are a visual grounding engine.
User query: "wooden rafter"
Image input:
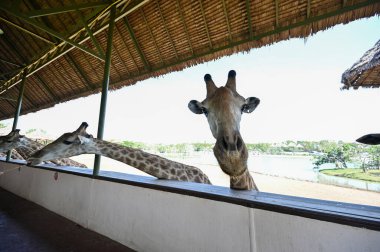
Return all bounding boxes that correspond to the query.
[123,17,150,70]
[112,27,131,75]
[140,8,164,64]
[0,3,105,61]
[34,74,59,102]
[73,7,105,58]
[0,0,150,94]
[0,17,55,45]
[245,0,253,38]
[175,0,194,56]
[64,53,93,91]
[115,25,140,74]
[221,0,232,42]
[275,0,279,27]
[155,0,178,60]
[198,0,212,48]
[0,57,21,68]
[26,1,110,18]
[0,35,26,65]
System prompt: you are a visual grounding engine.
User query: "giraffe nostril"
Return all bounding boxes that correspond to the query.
[236,136,243,151]
[222,137,229,151]
[219,133,244,152]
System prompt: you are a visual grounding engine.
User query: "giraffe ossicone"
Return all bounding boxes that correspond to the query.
[188,70,260,190]
[27,122,211,184]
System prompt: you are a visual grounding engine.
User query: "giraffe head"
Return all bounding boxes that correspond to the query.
[188,70,260,176]
[27,122,93,165]
[0,129,26,152]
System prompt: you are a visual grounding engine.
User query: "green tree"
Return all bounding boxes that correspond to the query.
[297,141,318,153]
[174,143,188,153]
[192,143,213,152]
[121,140,147,150]
[313,144,352,168]
[367,145,380,170]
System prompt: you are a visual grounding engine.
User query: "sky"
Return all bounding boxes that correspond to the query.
[1,16,380,144]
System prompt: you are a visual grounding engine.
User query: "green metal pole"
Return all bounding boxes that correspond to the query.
[6,70,27,161]
[93,5,116,176]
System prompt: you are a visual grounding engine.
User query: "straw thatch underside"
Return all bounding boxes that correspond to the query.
[0,0,380,120]
[342,39,380,89]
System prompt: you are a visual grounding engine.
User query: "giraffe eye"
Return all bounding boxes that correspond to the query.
[63,140,73,145]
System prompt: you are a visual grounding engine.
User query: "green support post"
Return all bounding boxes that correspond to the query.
[6,70,27,161]
[93,5,116,176]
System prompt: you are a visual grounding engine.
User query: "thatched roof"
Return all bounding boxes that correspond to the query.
[342,39,380,89]
[0,0,379,120]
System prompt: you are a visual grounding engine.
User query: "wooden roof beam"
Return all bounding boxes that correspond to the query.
[155,0,178,60]
[175,0,194,56]
[0,68,23,79]
[0,105,8,116]
[108,1,380,91]
[275,0,279,28]
[19,91,36,108]
[71,1,105,59]
[112,27,131,75]
[115,25,140,73]
[3,99,15,113]
[221,0,232,42]
[0,34,26,66]
[0,0,150,94]
[0,57,22,68]
[0,16,55,45]
[34,74,59,102]
[65,53,94,91]
[140,8,164,64]
[26,1,111,18]
[0,3,105,61]
[123,16,150,71]
[0,96,17,102]
[245,0,253,39]
[198,0,212,48]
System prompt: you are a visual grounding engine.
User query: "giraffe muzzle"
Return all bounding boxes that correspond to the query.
[218,132,244,153]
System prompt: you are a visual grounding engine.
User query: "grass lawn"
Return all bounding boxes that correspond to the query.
[320,168,380,183]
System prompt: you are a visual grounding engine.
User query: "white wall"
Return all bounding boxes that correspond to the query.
[1,161,379,252]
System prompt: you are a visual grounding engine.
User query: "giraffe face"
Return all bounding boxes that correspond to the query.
[27,122,93,165]
[0,129,25,152]
[188,70,260,175]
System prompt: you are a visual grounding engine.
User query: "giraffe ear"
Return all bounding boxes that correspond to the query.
[188,100,204,114]
[242,97,260,113]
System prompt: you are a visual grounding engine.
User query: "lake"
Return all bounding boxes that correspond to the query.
[161,152,380,192]
[72,151,380,192]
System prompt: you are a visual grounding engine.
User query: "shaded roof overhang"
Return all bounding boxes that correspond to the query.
[341,39,380,89]
[0,0,379,120]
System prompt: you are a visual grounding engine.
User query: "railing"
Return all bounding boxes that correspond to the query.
[1,159,379,252]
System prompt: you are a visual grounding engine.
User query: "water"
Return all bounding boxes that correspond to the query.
[162,152,380,192]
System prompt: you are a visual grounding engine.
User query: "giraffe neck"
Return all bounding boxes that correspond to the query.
[230,169,258,190]
[83,139,211,184]
[15,137,42,159]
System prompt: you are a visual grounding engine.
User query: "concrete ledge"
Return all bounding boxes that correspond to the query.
[1,160,379,252]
